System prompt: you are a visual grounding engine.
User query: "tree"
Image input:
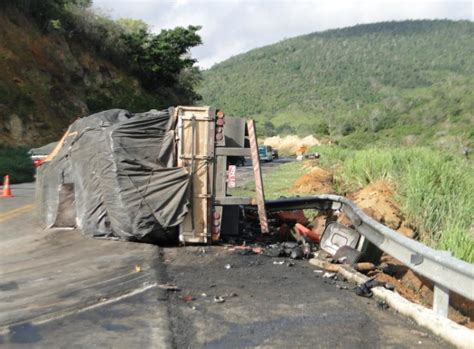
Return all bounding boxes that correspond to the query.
[122,25,202,90]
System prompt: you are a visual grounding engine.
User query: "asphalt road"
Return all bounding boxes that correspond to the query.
[0,173,451,348]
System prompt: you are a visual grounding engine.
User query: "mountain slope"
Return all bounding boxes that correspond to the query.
[199,20,474,149]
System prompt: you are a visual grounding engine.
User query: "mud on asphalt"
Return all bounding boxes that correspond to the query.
[159,246,450,349]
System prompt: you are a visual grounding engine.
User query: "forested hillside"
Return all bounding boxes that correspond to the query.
[199,20,474,150]
[0,0,202,146]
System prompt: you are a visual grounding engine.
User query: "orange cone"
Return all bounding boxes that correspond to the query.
[2,175,13,198]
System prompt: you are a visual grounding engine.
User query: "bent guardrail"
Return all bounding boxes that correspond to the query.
[264,194,474,316]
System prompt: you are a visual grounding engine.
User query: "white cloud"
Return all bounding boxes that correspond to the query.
[94,0,473,68]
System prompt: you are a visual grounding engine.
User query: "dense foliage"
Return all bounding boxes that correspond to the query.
[199,20,474,150]
[0,146,34,183]
[2,0,203,105]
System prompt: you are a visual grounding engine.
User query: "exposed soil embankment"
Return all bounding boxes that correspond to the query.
[340,181,415,239]
[290,162,473,328]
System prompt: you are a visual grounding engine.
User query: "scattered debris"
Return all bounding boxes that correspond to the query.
[224,264,232,270]
[355,279,392,298]
[320,222,360,256]
[309,258,341,273]
[181,295,195,302]
[275,210,309,225]
[134,264,142,272]
[355,283,373,298]
[377,300,389,310]
[354,262,376,273]
[323,272,336,279]
[229,245,263,255]
[335,284,348,290]
[158,283,181,292]
[293,223,321,243]
[273,261,285,265]
[213,296,225,303]
[378,263,398,277]
[334,246,362,264]
[264,241,315,260]
[410,330,428,338]
[290,246,304,260]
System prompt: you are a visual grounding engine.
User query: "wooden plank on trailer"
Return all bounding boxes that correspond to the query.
[246,119,269,233]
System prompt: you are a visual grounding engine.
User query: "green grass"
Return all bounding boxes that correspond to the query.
[312,145,474,263]
[0,145,35,183]
[228,162,306,199]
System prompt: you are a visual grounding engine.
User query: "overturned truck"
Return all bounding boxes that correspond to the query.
[36,106,261,244]
[36,105,379,264]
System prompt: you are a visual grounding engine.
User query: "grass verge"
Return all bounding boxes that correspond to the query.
[228,162,306,199]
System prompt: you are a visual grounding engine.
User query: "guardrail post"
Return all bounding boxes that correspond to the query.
[433,283,450,317]
[433,250,452,317]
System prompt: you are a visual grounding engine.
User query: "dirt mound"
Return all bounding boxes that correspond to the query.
[340,181,414,238]
[263,135,320,155]
[289,166,334,194]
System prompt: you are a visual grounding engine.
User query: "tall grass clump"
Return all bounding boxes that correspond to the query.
[313,145,474,262]
[401,151,474,262]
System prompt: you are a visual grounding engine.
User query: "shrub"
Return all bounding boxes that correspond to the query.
[0,146,35,184]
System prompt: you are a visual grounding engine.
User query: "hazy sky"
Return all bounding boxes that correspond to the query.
[94,0,473,68]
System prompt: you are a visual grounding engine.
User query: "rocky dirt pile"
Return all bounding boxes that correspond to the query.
[263,135,320,155]
[340,181,415,238]
[289,166,334,194]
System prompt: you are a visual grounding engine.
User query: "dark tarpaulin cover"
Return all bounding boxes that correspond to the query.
[36,109,190,243]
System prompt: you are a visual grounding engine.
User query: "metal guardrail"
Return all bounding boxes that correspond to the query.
[264,194,474,316]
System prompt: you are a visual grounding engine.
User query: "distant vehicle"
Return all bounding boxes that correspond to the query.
[258,145,273,162]
[272,149,279,160]
[29,142,58,168]
[307,152,320,160]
